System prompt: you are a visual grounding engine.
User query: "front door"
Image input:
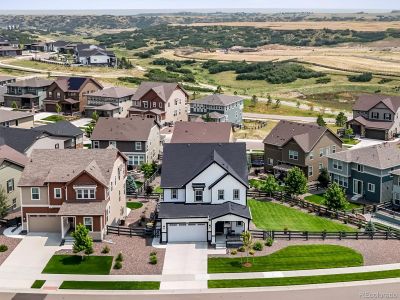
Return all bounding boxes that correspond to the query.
[353,179,363,195]
[215,221,224,234]
[67,217,75,231]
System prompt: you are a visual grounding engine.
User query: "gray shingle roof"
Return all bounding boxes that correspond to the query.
[9,77,53,88]
[0,127,43,153]
[171,122,232,143]
[158,202,251,219]
[0,110,33,123]
[353,94,400,112]
[161,143,248,188]
[33,121,83,137]
[349,116,393,130]
[191,94,243,106]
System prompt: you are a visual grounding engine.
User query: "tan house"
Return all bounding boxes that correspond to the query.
[0,145,28,212]
[128,82,188,124]
[263,121,343,181]
[43,77,103,114]
[0,110,34,129]
[170,122,234,143]
[18,148,127,241]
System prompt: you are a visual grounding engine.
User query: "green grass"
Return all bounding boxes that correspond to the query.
[249,199,356,232]
[59,281,160,290]
[42,255,113,275]
[31,280,46,289]
[304,194,362,211]
[127,202,143,210]
[153,186,163,194]
[208,269,400,288]
[42,115,65,122]
[342,138,360,145]
[208,244,363,273]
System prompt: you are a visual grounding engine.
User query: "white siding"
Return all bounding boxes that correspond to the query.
[210,175,246,206]
[163,188,186,202]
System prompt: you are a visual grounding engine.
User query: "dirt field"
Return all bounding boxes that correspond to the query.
[186,21,400,31]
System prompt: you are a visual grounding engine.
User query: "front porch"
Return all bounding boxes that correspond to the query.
[211,214,249,245]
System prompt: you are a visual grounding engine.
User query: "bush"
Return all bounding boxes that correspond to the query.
[249,249,255,256]
[101,245,110,254]
[113,261,122,269]
[149,255,158,265]
[253,241,264,251]
[150,251,157,256]
[348,72,372,82]
[316,77,331,84]
[265,238,274,247]
[230,249,238,255]
[238,246,246,252]
[0,244,8,252]
[116,252,124,262]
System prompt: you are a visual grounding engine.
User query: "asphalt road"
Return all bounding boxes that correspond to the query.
[1,281,400,300]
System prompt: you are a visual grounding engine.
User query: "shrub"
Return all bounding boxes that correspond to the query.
[238,246,246,252]
[348,72,372,82]
[249,249,255,256]
[101,245,110,254]
[113,261,122,269]
[316,77,331,84]
[149,255,158,265]
[253,241,264,251]
[116,252,124,262]
[265,238,274,247]
[0,244,8,252]
[230,249,238,255]
[150,251,157,256]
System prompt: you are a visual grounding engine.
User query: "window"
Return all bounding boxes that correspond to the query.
[159,102,162,109]
[357,164,364,172]
[171,189,178,199]
[333,160,343,171]
[6,179,14,193]
[153,102,156,108]
[368,183,375,193]
[109,141,117,147]
[54,188,62,199]
[308,166,313,177]
[143,101,148,108]
[135,142,142,151]
[76,188,96,199]
[48,91,53,98]
[319,163,323,170]
[236,221,243,226]
[194,190,203,202]
[289,150,298,160]
[320,148,324,157]
[83,217,93,232]
[15,120,18,126]
[332,145,336,153]
[384,113,392,121]
[31,187,40,200]
[309,152,313,160]
[218,190,224,200]
[11,198,16,210]
[267,158,274,166]
[233,189,240,200]
[93,141,99,149]
[371,112,379,119]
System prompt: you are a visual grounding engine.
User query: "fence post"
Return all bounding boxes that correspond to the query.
[356,232,359,240]
[339,231,342,240]
[130,227,132,238]
[106,225,108,235]
[305,231,308,240]
[272,231,275,239]
[118,226,120,236]
[386,231,389,240]
[263,231,266,240]
[289,231,291,240]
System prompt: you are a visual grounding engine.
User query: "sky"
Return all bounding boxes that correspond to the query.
[1,0,399,11]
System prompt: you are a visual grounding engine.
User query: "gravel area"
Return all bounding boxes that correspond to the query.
[0,228,21,265]
[57,235,164,275]
[125,199,157,227]
[212,239,400,266]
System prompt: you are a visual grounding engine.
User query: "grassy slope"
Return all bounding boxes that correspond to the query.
[60,281,160,290]
[42,255,113,275]
[208,244,363,273]
[304,194,362,211]
[249,199,356,232]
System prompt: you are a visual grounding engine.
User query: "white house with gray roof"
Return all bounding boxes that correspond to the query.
[158,143,250,245]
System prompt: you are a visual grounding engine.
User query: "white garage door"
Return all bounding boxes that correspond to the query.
[167,223,207,242]
[28,215,61,233]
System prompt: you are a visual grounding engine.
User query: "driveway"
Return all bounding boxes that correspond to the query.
[161,242,208,290]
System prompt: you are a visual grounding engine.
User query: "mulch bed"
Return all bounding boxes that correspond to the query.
[57,235,165,275]
[0,228,21,265]
[125,199,157,227]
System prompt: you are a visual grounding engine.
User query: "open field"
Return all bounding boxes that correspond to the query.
[186,21,400,31]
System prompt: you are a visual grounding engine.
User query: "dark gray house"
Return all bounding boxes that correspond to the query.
[189,94,244,126]
[32,121,84,149]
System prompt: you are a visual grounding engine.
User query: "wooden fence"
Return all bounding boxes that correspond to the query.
[136,167,160,195]
[106,225,151,237]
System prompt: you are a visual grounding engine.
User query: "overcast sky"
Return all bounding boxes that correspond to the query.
[1,0,399,11]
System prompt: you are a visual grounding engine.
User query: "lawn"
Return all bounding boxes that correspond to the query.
[42,255,113,275]
[31,280,46,289]
[208,244,363,273]
[127,202,143,210]
[208,269,400,288]
[342,138,360,145]
[59,281,160,290]
[249,199,356,232]
[42,115,65,122]
[304,194,362,211]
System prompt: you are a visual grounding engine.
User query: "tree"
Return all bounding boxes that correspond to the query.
[214,85,223,94]
[261,176,279,196]
[364,221,376,233]
[192,91,198,100]
[317,115,326,127]
[11,101,18,110]
[324,182,348,211]
[344,127,354,138]
[140,163,156,179]
[0,187,8,219]
[335,112,348,127]
[91,111,99,123]
[126,175,137,196]
[274,98,281,108]
[84,122,95,138]
[55,103,62,115]
[251,95,258,106]
[266,94,272,108]
[284,167,308,197]
[145,185,154,198]
[241,231,253,266]
[317,168,330,188]
[71,223,93,258]
[296,100,301,109]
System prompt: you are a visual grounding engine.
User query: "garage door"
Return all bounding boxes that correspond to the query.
[167,223,207,242]
[365,129,386,140]
[28,215,61,233]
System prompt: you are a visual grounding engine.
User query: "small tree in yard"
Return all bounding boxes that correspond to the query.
[317,115,326,127]
[0,187,8,219]
[261,176,279,197]
[125,175,137,196]
[72,224,93,259]
[241,231,253,267]
[345,127,354,138]
[284,167,308,197]
[251,95,258,106]
[336,112,348,127]
[55,103,62,115]
[91,111,99,123]
[266,94,272,108]
[11,101,18,110]
[324,182,348,211]
[365,221,376,233]
[317,168,330,188]
[274,98,281,108]
[141,163,155,179]
[145,185,154,198]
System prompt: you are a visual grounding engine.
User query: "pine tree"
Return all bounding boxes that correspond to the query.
[126,175,137,195]
[317,115,326,127]
[335,112,348,127]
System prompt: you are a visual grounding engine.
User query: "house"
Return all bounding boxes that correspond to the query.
[4,77,53,109]
[391,170,400,208]
[32,121,84,149]
[263,121,343,182]
[189,94,244,126]
[158,143,250,244]
[75,44,117,67]
[328,142,400,204]
[85,87,136,118]
[0,46,22,57]
[43,77,103,114]
[0,110,34,128]
[170,122,234,143]
[18,148,127,240]
[0,145,28,212]
[0,76,16,86]
[128,82,188,124]
[50,40,69,53]
[24,42,52,52]
[91,116,160,168]
[347,94,400,140]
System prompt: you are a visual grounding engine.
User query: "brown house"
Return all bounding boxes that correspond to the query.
[263,121,343,181]
[18,148,127,241]
[43,77,103,114]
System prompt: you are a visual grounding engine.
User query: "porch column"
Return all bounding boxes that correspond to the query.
[61,216,64,239]
[211,219,216,244]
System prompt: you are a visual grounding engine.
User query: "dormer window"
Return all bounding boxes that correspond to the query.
[75,187,96,199]
[194,190,203,202]
[371,112,379,119]
[384,113,392,121]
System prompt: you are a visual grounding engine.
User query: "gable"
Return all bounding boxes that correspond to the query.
[67,171,104,187]
[370,102,392,112]
[187,163,226,187]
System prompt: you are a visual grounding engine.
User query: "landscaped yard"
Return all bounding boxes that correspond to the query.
[249,199,357,232]
[342,138,360,145]
[59,281,160,290]
[42,115,65,122]
[127,202,143,210]
[42,255,113,275]
[208,244,363,273]
[304,194,362,211]
[208,269,400,288]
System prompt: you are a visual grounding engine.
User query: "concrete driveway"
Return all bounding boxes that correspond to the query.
[161,242,208,290]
